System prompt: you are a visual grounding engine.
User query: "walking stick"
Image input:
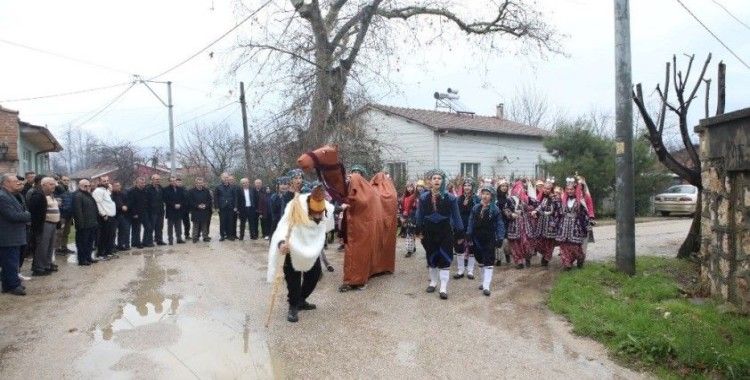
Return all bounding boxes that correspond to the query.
[265,228,292,329]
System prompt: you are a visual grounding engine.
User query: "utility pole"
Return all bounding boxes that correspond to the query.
[240,82,251,175]
[614,0,635,275]
[167,81,175,177]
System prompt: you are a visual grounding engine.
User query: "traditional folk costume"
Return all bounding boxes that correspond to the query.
[495,179,512,265]
[416,169,464,300]
[401,186,418,257]
[454,178,478,279]
[466,186,505,296]
[267,183,335,322]
[555,183,590,270]
[504,180,535,269]
[531,180,560,267]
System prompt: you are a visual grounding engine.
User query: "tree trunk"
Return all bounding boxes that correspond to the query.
[677,192,701,260]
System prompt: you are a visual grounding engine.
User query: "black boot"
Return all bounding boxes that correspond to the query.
[524,258,531,268]
[576,259,585,268]
[299,301,317,311]
[515,263,525,270]
[505,254,511,264]
[287,306,299,322]
[541,258,549,267]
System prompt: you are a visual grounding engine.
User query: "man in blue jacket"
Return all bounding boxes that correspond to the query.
[0,174,32,296]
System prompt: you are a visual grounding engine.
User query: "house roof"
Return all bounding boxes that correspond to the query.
[0,105,19,114]
[19,122,63,153]
[368,104,550,138]
[69,166,118,180]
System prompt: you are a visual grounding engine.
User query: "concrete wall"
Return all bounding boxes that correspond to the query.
[696,108,750,312]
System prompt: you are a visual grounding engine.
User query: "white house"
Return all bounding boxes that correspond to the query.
[362,103,552,183]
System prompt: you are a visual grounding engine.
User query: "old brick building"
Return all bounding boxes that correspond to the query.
[0,105,62,175]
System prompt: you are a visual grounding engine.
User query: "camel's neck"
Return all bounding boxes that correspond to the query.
[321,168,347,200]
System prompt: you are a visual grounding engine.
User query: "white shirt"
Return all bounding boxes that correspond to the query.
[92,186,116,217]
[244,188,251,207]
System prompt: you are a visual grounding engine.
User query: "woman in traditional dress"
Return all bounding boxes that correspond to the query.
[466,186,505,296]
[556,181,590,270]
[454,178,478,279]
[401,183,418,257]
[504,180,534,269]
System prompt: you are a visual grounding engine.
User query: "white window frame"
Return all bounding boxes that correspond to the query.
[460,162,480,179]
[387,162,406,183]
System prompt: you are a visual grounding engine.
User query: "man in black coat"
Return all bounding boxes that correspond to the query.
[145,174,166,246]
[214,173,237,241]
[72,179,99,266]
[0,174,32,296]
[178,178,191,242]
[237,178,257,240]
[127,177,151,248]
[188,177,213,243]
[111,180,130,251]
[163,176,187,245]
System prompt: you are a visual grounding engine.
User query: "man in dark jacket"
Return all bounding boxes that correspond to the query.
[72,179,99,266]
[21,171,35,198]
[179,178,191,242]
[237,178,257,240]
[214,173,237,241]
[145,174,166,246]
[111,180,130,251]
[128,177,151,248]
[27,177,60,276]
[163,176,187,245]
[188,177,213,243]
[0,174,32,296]
[54,175,74,254]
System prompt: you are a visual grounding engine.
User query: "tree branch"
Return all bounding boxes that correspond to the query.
[238,43,321,68]
[685,53,711,109]
[657,61,670,135]
[716,61,726,115]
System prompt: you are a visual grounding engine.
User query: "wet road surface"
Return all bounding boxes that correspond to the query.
[0,218,684,379]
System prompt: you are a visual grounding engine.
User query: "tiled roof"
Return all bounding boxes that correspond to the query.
[368,104,549,138]
[69,166,118,179]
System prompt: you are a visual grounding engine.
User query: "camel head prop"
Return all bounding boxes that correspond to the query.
[297,144,347,203]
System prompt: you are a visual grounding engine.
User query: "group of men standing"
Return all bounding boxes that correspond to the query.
[214,173,270,242]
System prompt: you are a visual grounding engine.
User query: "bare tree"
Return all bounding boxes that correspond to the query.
[50,125,101,175]
[233,0,560,151]
[178,123,243,181]
[507,84,553,129]
[91,141,143,184]
[632,53,725,260]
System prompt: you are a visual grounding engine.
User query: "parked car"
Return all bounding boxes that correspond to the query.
[653,184,698,216]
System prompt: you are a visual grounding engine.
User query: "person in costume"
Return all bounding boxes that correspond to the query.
[349,164,368,179]
[530,179,560,267]
[300,181,335,272]
[495,179,512,265]
[454,178,478,279]
[401,182,418,257]
[466,186,505,296]
[504,180,534,269]
[267,182,334,323]
[416,169,463,300]
[556,181,590,270]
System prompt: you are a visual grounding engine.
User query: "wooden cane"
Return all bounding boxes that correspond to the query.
[265,229,293,329]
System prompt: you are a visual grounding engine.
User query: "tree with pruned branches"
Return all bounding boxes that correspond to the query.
[233,0,560,153]
[632,53,726,260]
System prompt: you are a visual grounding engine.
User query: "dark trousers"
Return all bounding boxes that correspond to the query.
[261,215,270,237]
[283,254,322,307]
[219,208,235,238]
[167,216,183,243]
[192,217,210,240]
[76,227,97,264]
[239,207,258,239]
[182,212,191,240]
[151,211,164,243]
[116,215,131,248]
[0,246,22,291]
[131,216,145,246]
[141,213,154,245]
[97,216,117,256]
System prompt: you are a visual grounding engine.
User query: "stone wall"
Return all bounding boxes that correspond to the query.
[696,108,750,312]
[0,106,20,174]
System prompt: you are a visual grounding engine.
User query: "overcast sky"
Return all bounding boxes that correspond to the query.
[0,0,748,149]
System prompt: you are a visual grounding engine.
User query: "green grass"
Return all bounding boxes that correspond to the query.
[548,257,750,379]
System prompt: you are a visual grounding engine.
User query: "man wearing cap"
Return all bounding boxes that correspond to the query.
[267,182,334,323]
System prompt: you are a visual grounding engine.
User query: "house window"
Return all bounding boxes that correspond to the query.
[534,164,547,180]
[22,149,32,172]
[460,163,480,179]
[387,162,406,183]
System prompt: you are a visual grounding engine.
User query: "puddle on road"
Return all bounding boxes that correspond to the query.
[75,255,276,379]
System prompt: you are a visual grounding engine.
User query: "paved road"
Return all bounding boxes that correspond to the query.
[0,218,688,379]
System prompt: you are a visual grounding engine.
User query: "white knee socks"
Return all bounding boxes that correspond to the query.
[467,256,476,275]
[439,269,450,293]
[428,267,438,287]
[482,266,493,291]
[455,253,465,275]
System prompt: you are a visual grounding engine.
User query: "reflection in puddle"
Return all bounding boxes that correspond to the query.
[75,255,274,379]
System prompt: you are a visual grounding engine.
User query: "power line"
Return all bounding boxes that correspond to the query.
[69,82,136,128]
[148,0,273,80]
[0,81,133,103]
[675,0,750,70]
[710,0,750,31]
[132,101,238,143]
[0,38,133,75]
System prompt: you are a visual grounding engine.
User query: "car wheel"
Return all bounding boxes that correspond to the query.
[660,211,670,217]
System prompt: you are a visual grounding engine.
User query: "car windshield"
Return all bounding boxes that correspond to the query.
[665,185,696,194]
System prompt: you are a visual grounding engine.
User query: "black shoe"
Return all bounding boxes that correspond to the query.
[156,241,167,246]
[516,264,525,270]
[299,301,317,311]
[426,285,436,293]
[219,237,226,242]
[32,270,50,276]
[287,307,299,323]
[453,273,464,279]
[168,241,173,245]
[78,262,91,266]
[405,251,413,258]
[483,289,491,296]
[467,273,475,280]
[576,260,585,268]
[204,238,211,242]
[239,237,244,241]
[177,240,186,244]
[143,244,155,248]
[192,239,199,243]
[541,258,549,267]
[228,237,236,241]
[88,260,98,264]
[564,267,572,271]
[49,264,59,271]
[326,265,334,272]
[7,286,26,296]
[495,260,503,266]
[478,284,484,290]
[439,292,448,300]
[134,245,143,249]
[524,258,531,268]
[120,246,131,251]
[505,254,511,264]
